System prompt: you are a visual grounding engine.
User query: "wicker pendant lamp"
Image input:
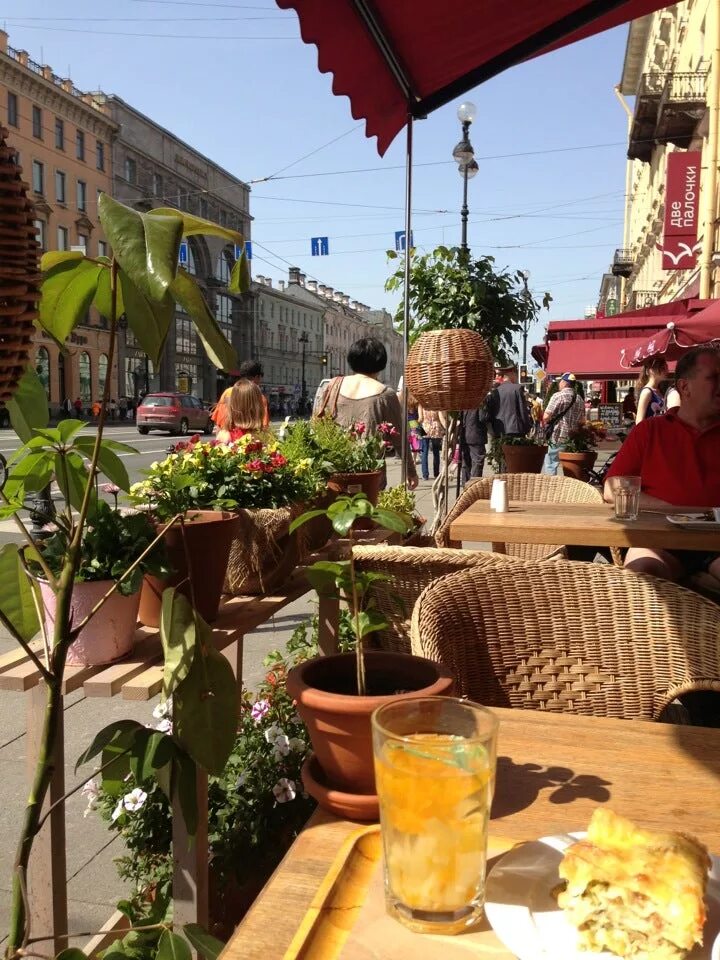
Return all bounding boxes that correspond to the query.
[0,126,40,402]
[405,328,494,411]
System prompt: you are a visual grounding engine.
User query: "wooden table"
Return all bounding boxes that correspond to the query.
[223,708,720,960]
[449,500,720,553]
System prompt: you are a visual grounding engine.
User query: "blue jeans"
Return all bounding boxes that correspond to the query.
[420,437,441,479]
[543,443,564,475]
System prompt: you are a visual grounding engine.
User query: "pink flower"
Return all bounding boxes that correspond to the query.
[352,421,366,437]
[251,699,271,722]
[101,483,120,495]
[247,459,264,472]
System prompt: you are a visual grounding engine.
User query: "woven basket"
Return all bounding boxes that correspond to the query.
[405,329,494,411]
[0,127,40,403]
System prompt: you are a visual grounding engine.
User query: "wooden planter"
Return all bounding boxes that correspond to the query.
[559,450,597,481]
[405,329,494,412]
[286,651,453,820]
[502,443,547,474]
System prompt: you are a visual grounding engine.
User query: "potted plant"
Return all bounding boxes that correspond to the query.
[559,421,608,481]
[32,500,168,665]
[376,484,429,545]
[308,415,389,504]
[500,434,548,474]
[286,494,454,820]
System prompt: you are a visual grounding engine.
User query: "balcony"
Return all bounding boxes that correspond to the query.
[627,72,665,162]
[655,71,707,148]
[630,290,659,310]
[612,248,634,278]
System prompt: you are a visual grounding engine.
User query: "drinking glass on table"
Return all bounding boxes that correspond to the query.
[372,697,498,935]
[609,475,641,521]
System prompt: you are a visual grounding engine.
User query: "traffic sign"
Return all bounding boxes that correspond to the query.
[311,237,329,256]
[605,299,618,316]
[235,242,252,261]
[179,240,188,265]
[395,230,414,251]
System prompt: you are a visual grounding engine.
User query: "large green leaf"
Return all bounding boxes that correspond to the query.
[98,195,182,302]
[7,367,49,443]
[174,751,199,838]
[0,544,39,643]
[183,926,224,960]
[57,419,88,445]
[119,271,175,365]
[228,248,251,295]
[3,451,55,500]
[157,930,192,960]
[159,589,197,699]
[55,450,93,513]
[75,719,147,771]
[151,207,244,246]
[173,618,238,775]
[93,261,124,321]
[73,437,130,490]
[39,258,104,344]
[40,251,84,272]
[170,269,237,372]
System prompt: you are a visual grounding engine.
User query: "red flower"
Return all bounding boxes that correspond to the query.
[247,459,264,471]
[245,440,264,453]
[352,421,366,437]
[270,452,287,468]
[229,428,247,441]
[190,434,201,444]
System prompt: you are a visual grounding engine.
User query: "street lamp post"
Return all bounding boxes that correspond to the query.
[299,331,309,415]
[520,269,532,369]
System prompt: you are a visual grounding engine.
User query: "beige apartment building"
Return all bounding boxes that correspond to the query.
[602,0,719,312]
[0,30,119,411]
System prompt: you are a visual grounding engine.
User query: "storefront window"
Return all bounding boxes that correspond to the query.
[98,354,108,396]
[79,352,92,403]
[36,347,50,397]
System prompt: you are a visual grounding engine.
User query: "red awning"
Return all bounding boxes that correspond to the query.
[545,337,666,378]
[628,300,720,365]
[277,0,677,155]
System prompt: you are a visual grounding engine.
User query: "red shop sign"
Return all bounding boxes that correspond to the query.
[661,151,701,270]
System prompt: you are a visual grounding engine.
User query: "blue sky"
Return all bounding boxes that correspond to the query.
[2,1,631,349]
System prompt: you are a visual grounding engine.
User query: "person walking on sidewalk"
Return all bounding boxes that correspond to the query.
[417,404,444,480]
[542,372,585,475]
[461,403,489,482]
[486,365,531,442]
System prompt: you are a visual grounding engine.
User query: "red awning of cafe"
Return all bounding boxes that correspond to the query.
[545,337,672,378]
[628,299,720,365]
[276,0,677,155]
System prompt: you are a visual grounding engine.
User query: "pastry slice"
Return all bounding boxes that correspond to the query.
[558,808,710,959]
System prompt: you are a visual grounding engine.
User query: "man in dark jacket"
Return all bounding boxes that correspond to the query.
[486,365,531,439]
[461,403,489,482]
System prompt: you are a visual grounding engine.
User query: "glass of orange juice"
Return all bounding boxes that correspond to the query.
[372,697,498,935]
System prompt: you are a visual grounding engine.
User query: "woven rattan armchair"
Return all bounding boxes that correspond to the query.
[411,559,720,720]
[352,544,511,655]
[434,473,604,560]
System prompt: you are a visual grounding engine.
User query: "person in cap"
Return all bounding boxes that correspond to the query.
[485,364,531,444]
[542,372,585,475]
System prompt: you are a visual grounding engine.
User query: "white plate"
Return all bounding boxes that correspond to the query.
[485,832,720,960]
[666,514,720,530]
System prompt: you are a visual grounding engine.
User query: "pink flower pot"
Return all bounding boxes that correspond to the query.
[39,579,140,666]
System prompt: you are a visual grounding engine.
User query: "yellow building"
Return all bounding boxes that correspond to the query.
[605,0,720,312]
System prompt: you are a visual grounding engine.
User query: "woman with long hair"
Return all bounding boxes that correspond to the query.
[635,358,668,424]
[216,379,266,442]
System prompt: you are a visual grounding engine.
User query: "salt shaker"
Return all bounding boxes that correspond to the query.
[496,480,509,513]
[490,478,501,511]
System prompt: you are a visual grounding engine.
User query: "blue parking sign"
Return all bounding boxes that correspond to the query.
[178,240,188,265]
[234,242,252,261]
[395,230,413,251]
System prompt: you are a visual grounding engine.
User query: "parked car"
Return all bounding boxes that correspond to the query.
[136,393,214,436]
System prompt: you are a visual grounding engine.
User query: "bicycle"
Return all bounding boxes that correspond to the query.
[586,430,627,488]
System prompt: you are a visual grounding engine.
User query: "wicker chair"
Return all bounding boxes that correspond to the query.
[434,473,604,560]
[411,558,720,721]
[352,544,512,655]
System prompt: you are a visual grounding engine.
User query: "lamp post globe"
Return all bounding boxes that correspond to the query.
[457,101,477,124]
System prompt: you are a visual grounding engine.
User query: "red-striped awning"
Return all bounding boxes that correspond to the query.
[545,337,660,378]
[277,0,677,155]
[628,299,720,366]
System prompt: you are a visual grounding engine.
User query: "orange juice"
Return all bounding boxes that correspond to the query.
[374,732,494,918]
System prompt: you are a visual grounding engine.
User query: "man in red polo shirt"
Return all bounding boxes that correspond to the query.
[604,345,720,583]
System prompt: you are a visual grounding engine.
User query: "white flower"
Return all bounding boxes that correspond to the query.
[272,778,296,803]
[264,723,284,743]
[82,777,100,801]
[288,737,306,753]
[155,718,172,735]
[111,800,124,822]
[123,788,148,812]
[153,697,172,720]
[272,734,290,761]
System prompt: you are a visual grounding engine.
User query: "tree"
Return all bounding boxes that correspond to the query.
[385,245,551,367]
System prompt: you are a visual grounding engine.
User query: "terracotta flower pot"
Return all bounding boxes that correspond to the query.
[286,651,454,820]
[138,510,240,628]
[39,579,139,666]
[502,443,547,474]
[559,450,597,481]
[327,469,383,504]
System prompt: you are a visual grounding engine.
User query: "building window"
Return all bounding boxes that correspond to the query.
[32,106,42,139]
[125,157,137,184]
[175,316,197,355]
[152,172,163,196]
[33,219,47,251]
[55,118,64,150]
[98,354,108,395]
[36,347,51,397]
[55,170,66,204]
[76,130,85,161]
[77,234,88,254]
[215,295,233,337]
[199,197,208,219]
[215,251,232,284]
[96,141,104,171]
[57,226,69,250]
[32,160,44,195]
[98,239,108,258]
[77,180,87,212]
[78,352,92,403]
[7,93,18,128]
